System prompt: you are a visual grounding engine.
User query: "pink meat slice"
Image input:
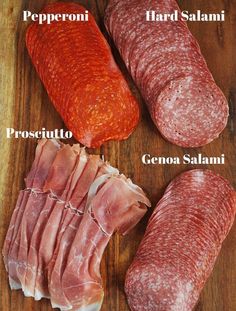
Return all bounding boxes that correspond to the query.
[62,147,88,204]
[3,139,60,269]
[34,150,103,301]
[49,207,85,310]
[3,139,60,289]
[90,175,150,235]
[46,150,89,287]
[43,143,80,198]
[34,199,65,300]
[13,143,77,298]
[5,191,31,289]
[44,148,88,288]
[2,190,26,272]
[23,196,57,297]
[24,145,98,300]
[3,139,150,311]
[62,213,109,311]
[61,175,151,311]
[25,138,61,189]
[33,145,81,300]
[48,158,118,309]
[15,192,48,290]
[125,170,236,311]
[47,162,101,308]
[69,155,103,209]
[48,148,88,244]
[48,154,103,274]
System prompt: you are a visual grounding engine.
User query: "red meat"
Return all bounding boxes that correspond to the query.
[125,169,236,311]
[26,2,140,148]
[105,0,229,147]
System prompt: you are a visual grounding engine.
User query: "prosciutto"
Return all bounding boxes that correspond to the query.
[2,139,150,311]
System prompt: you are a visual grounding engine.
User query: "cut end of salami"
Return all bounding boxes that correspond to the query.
[125,169,236,311]
[125,262,197,311]
[154,76,229,147]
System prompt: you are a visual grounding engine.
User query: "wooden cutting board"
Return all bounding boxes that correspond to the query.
[0,0,235,310]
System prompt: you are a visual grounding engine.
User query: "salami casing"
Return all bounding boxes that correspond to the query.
[26,2,140,148]
[105,0,229,147]
[125,169,236,311]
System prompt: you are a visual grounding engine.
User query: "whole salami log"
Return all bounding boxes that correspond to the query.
[105,0,229,147]
[26,2,140,148]
[125,169,236,311]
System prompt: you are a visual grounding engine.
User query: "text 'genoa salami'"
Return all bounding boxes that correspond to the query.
[26,2,140,148]
[125,169,236,311]
[105,0,229,147]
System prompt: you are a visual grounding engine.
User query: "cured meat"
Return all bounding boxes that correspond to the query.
[125,169,236,311]
[105,0,229,147]
[2,139,60,289]
[2,139,150,311]
[48,161,118,309]
[59,174,150,310]
[26,2,140,148]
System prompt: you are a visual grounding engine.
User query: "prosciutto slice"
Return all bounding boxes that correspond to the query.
[3,139,60,289]
[2,139,150,311]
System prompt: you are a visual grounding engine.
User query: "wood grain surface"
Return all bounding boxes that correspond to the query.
[0,0,235,310]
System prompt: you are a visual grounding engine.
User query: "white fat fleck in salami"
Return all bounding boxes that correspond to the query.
[105,0,229,147]
[125,169,236,311]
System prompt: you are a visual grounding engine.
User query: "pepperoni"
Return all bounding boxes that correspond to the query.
[26,2,140,148]
[125,169,236,311]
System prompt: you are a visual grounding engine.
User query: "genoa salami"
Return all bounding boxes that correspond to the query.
[105,0,229,147]
[26,2,140,148]
[125,169,236,311]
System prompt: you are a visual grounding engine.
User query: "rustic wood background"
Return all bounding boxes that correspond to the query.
[0,0,235,310]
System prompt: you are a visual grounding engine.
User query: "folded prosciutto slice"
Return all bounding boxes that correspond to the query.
[2,139,151,311]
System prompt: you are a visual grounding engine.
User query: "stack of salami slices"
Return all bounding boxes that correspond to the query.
[105,0,229,147]
[125,169,236,311]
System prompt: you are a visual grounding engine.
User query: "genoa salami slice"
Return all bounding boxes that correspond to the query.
[125,169,236,311]
[105,0,229,147]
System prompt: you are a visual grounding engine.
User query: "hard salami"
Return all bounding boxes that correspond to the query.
[105,0,229,147]
[26,2,140,148]
[125,169,236,311]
